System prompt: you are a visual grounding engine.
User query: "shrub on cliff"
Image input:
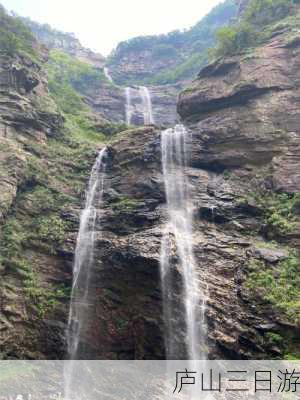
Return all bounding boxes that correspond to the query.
[0,5,39,61]
[212,0,296,58]
[46,50,106,143]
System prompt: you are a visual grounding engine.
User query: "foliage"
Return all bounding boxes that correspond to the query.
[23,266,69,318]
[0,134,96,320]
[111,196,140,212]
[211,0,297,58]
[149,52,207,85]
[241,191,299,236]
[47,50,106,97]
[108,0,237,84]
[99,122,128,137]
[264,193,300,235]
[0,5,40,62]
[246,255,300,324]
[0,218,25,266]
[33,215,68,246]
[46,50,107,144]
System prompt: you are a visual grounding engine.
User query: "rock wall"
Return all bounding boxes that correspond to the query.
[0,30,97,359]
[83,83,179,127]
[177,22,300,357]
[73,17,300,359]
[1,4,299,361]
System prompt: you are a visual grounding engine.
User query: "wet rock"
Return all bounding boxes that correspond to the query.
[251,247,287,263]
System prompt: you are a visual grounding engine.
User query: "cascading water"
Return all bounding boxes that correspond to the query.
[103,67,113,83]
[139,86,154,125]
[64,147,107,398]
[125,87,132,125]
[124,86,154,126]
[160,124,206,360]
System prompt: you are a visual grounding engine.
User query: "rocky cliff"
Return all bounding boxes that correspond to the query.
[107,0,238,86]
[69,3,300,359]
[176,7,300,357]
[0,8,104,358]
[0,1,299,361]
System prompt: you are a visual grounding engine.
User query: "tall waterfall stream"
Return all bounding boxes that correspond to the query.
[161,124,206,360]
[66,107,205,378]
[64,147,107,398]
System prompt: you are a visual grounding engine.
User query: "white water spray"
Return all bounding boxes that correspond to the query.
[125,87,133,125]
[64,147,107,398]
[139,86,154,125]
[103,67,113,83]
[160,125,206,360]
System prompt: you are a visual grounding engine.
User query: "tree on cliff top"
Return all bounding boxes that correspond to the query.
[211,0,297,58]
[0,4,39,61]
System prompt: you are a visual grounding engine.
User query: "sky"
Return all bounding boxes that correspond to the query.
[1,0,223,56]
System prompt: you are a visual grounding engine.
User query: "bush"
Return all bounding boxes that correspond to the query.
[0,219,24,262]
[246,254,300,324]
[0,6,39,61]
[212,0,296,58]
[46,50,107,144]
[34,215,68,245]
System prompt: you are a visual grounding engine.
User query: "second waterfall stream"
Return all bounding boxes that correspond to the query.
[64,147,107,399]
[160,124,206,360]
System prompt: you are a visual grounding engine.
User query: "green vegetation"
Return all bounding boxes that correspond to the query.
[245,254,300,324]
[0,5,40,62]
[46,50,107,143]
[23,264,69,318]
[211,0,298,58]
[238,191,299,236]
[0,134,96,319]
[45,50,127,143]
[264,193,299,235]
[108,0,237,84]
[149,52,207,85]
[111,196,140,212]
[264,332,300,359]
[46,49,106,105]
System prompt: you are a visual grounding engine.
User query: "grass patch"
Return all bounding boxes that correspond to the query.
[111,197,140,212]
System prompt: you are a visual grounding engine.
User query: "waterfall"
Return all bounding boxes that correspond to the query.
[64,147,107,398]
[124,86,154,126]
[160,124,206,360]
[139,86,154,125]
[125,87,132,125]
[103,67,113,83]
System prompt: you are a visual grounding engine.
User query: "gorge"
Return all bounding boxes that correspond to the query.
[0,0,299,364]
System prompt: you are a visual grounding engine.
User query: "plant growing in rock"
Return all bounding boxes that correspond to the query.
[211,0,297,58]
[245,253,300,325]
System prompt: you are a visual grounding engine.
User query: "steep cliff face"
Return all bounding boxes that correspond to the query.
[176,13,300,357]
[0,9,102,359]
[107,0,238,86]
[74,7,300,359]
[21,19,179,127]
[1,2,299,361]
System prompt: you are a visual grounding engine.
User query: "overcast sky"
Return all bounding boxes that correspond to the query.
[2,0,223,55]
